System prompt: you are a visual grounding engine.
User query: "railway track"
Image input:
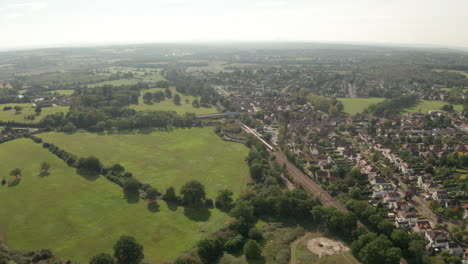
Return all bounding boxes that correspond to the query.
[273,150,348,212]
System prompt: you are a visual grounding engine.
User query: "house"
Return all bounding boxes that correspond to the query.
[383,192,401,203]
[396,211,418,223]
[389,201,411,211]
[448,243,464,258]
[425,230,449,249]
[370,177,387,186]
[433,189,449,201]
[412,220,432,234]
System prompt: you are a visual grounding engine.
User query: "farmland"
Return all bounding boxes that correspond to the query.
[337,98,386,115]
[129,87,218,115]
[39,127,249,199]
[0,136,247,263]
[0,104,68,123]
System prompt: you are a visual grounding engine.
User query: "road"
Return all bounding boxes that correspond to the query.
[273,150,349,213]
[396,177,457,231]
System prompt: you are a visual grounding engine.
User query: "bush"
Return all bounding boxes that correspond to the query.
[224,234,244,253]
[275,248,290,264]
[123,179,140,195]
[90,253,115,264]
[248,227,263,241]
[244,240,261,260]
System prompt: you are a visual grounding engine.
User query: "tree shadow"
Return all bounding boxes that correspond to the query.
[8,178,21,187]
[125,193,140,204]
[39,171,50,177]
[137,128,156,134]
[165,201,179,212]
[147,202,160,212]
[76,168,99,181]
[247,257,265,264]
[183,206,211,222]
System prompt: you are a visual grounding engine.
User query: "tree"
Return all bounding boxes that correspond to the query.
[35,107,42,115]
[180,180,206,206]
[358,234,401,264]
[215,189,234,210]
[165,88,172,98]
[143,92,153,104]
[146,187,158,201]
[230,201,255,223]
[165,187,177,202]
[40,162,51,173]
[192,99,199,108]
[173,94,181,105]
[408,240,425,264]
[90,253,115,264]
[197,238,223,264]
[77,156,102,174]
[113,235,144,264]
[124,179,140,195]
[244,240,261,260]
[9,168,21,179]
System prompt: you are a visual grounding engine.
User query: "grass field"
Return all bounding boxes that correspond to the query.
[129,87,217,115]
[404,100,463,113]
[0,136,247,263]
[87,79,141,87]
[433,69,468,78]
[337,98,386,115]
[47,89,75,95]
[0,103,68,124]
[39,127,249,199]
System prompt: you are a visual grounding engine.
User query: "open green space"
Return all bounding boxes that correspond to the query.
[0,137,245,263]
[47,89,75,95]
[0,103,68,124]
[403,100,463,113]
[337,98,386,115]
[129,87,218,115]
[39,127,249,199]
[87,78,141,87]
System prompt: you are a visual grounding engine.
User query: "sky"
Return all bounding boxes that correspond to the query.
[1,0,468,50]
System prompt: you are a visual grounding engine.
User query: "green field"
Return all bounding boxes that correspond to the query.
[39,127,249,199]
[337,98,386,115]
[129,87,218,115]
[87,79,141,87]
[0,131,248,263]
[404,100,463,113]
[47,89,75,95]
[0,103,68,124]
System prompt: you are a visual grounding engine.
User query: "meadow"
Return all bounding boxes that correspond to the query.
[87,78,141,87]
[129,87,218,115]
[0,134,248,263]
[0,103,68,124]
[337,97,386,115]
[403,100,463,113]
[47,89,75,95]
[39,127,249,199]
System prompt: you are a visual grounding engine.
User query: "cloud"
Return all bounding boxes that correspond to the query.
[4,13,23,19]
[256,1,288,7]
[15,2,48,10]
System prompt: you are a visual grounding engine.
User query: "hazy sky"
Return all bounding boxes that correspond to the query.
[1,0,468,49]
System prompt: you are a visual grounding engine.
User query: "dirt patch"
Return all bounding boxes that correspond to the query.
[306,237,350,257]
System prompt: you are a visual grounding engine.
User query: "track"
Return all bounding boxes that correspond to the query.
[273,151,349,212]
[241,123,348,212]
